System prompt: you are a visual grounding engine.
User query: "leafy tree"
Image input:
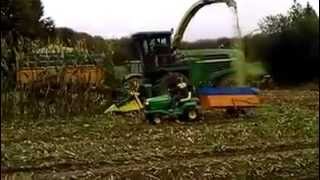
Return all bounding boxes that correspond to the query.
[258,14,289,35]
[1,0,55,40]
[257,0,319,83]
[107,38,136,65]
[55,27,77,46]
[40,17,55,39]
[259,1,318,35]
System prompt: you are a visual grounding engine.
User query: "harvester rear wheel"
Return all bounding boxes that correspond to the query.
[157,72,191,95]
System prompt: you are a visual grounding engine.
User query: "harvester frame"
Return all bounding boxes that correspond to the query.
[122,0,239,98]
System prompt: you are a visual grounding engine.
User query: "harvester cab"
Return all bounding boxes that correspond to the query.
[124,0,238,91]
[131,31,174,75]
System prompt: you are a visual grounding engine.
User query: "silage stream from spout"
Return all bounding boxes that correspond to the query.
[230,5,266,86]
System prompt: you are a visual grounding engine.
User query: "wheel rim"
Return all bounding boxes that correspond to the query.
[123,78,141,93]
[188,110,197,120]
[154,117,161,124]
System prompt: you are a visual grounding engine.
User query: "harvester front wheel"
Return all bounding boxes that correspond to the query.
[123,77,142,94]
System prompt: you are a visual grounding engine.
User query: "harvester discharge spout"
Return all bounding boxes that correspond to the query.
[172,0,237,49]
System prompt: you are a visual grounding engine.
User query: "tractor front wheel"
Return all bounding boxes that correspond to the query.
[146,114,162,125]
[153,116,162,124]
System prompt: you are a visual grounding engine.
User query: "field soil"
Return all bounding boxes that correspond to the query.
[1,87,319,179]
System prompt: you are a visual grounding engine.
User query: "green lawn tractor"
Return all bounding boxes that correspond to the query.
[144,91,201,124]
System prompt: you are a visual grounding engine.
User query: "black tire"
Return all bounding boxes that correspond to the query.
[243,109,256,118]
[146,114,161,125]
[145,114,153,123]
[225,108,240,118]
[123,77,143,94]
[182,108,199,122]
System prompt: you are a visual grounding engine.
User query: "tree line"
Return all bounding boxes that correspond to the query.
[245,1,319,84]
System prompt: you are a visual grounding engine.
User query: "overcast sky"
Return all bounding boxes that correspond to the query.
[42,0,319,41]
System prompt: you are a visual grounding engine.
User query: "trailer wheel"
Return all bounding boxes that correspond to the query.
[244,109,256,118]
[225,108,240,118]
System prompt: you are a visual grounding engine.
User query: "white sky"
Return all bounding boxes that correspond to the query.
[42,0,319,41]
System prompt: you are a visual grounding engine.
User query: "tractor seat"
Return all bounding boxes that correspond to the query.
[180,92,192,102]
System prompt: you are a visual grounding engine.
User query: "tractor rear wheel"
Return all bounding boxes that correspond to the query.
[182,108,199,122]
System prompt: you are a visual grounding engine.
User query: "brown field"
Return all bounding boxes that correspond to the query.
[1,87,319,179]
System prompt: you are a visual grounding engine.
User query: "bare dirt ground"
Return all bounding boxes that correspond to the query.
[1,87,319,179]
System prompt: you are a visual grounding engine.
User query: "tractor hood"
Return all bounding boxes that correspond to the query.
[176,49,238,62]
[145,95,171,110]
[147,95,171,103]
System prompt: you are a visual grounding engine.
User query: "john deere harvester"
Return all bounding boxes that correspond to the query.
[106,0,239,113]
[124,0,238,93]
